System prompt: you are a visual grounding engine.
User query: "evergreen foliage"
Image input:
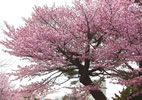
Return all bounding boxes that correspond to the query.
[112,87,132,100]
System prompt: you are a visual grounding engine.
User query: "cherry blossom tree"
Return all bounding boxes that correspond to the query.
[1,0,142,100]
[0,73,22,100]
[0,72,10,100]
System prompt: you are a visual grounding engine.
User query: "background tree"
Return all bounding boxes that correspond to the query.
[1,0,142,100]
[0,72,22,100]
[62,89,88,100]
[112,87,134,100]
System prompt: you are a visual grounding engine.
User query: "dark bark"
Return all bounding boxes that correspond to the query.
[134,0,140,3]
[134,0,142,5]
[129,95,142,100]
[90,90,107,100]
[79,67,107,100]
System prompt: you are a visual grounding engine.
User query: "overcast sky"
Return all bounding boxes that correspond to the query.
[0,0,72,27]
[0,0,123,99]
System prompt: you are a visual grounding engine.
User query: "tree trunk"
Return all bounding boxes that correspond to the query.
[79,69,107,100]
[129,95,142,100]
[89,90,107,100]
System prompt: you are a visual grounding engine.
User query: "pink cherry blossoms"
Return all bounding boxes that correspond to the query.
[0,73,22,100]
[1,0,142,99]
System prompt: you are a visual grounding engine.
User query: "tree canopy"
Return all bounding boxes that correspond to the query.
[1,0,142,99]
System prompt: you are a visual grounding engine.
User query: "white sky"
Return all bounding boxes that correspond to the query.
[0,0,72,26]
[0,0,123,100]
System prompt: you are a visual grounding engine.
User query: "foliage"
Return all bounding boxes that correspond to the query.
[112,86,142,100]
[59,66,79,78]
[112,87,133,100]
[62,88,89,100]
[0,73,22,100]
[2,0,142,99]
